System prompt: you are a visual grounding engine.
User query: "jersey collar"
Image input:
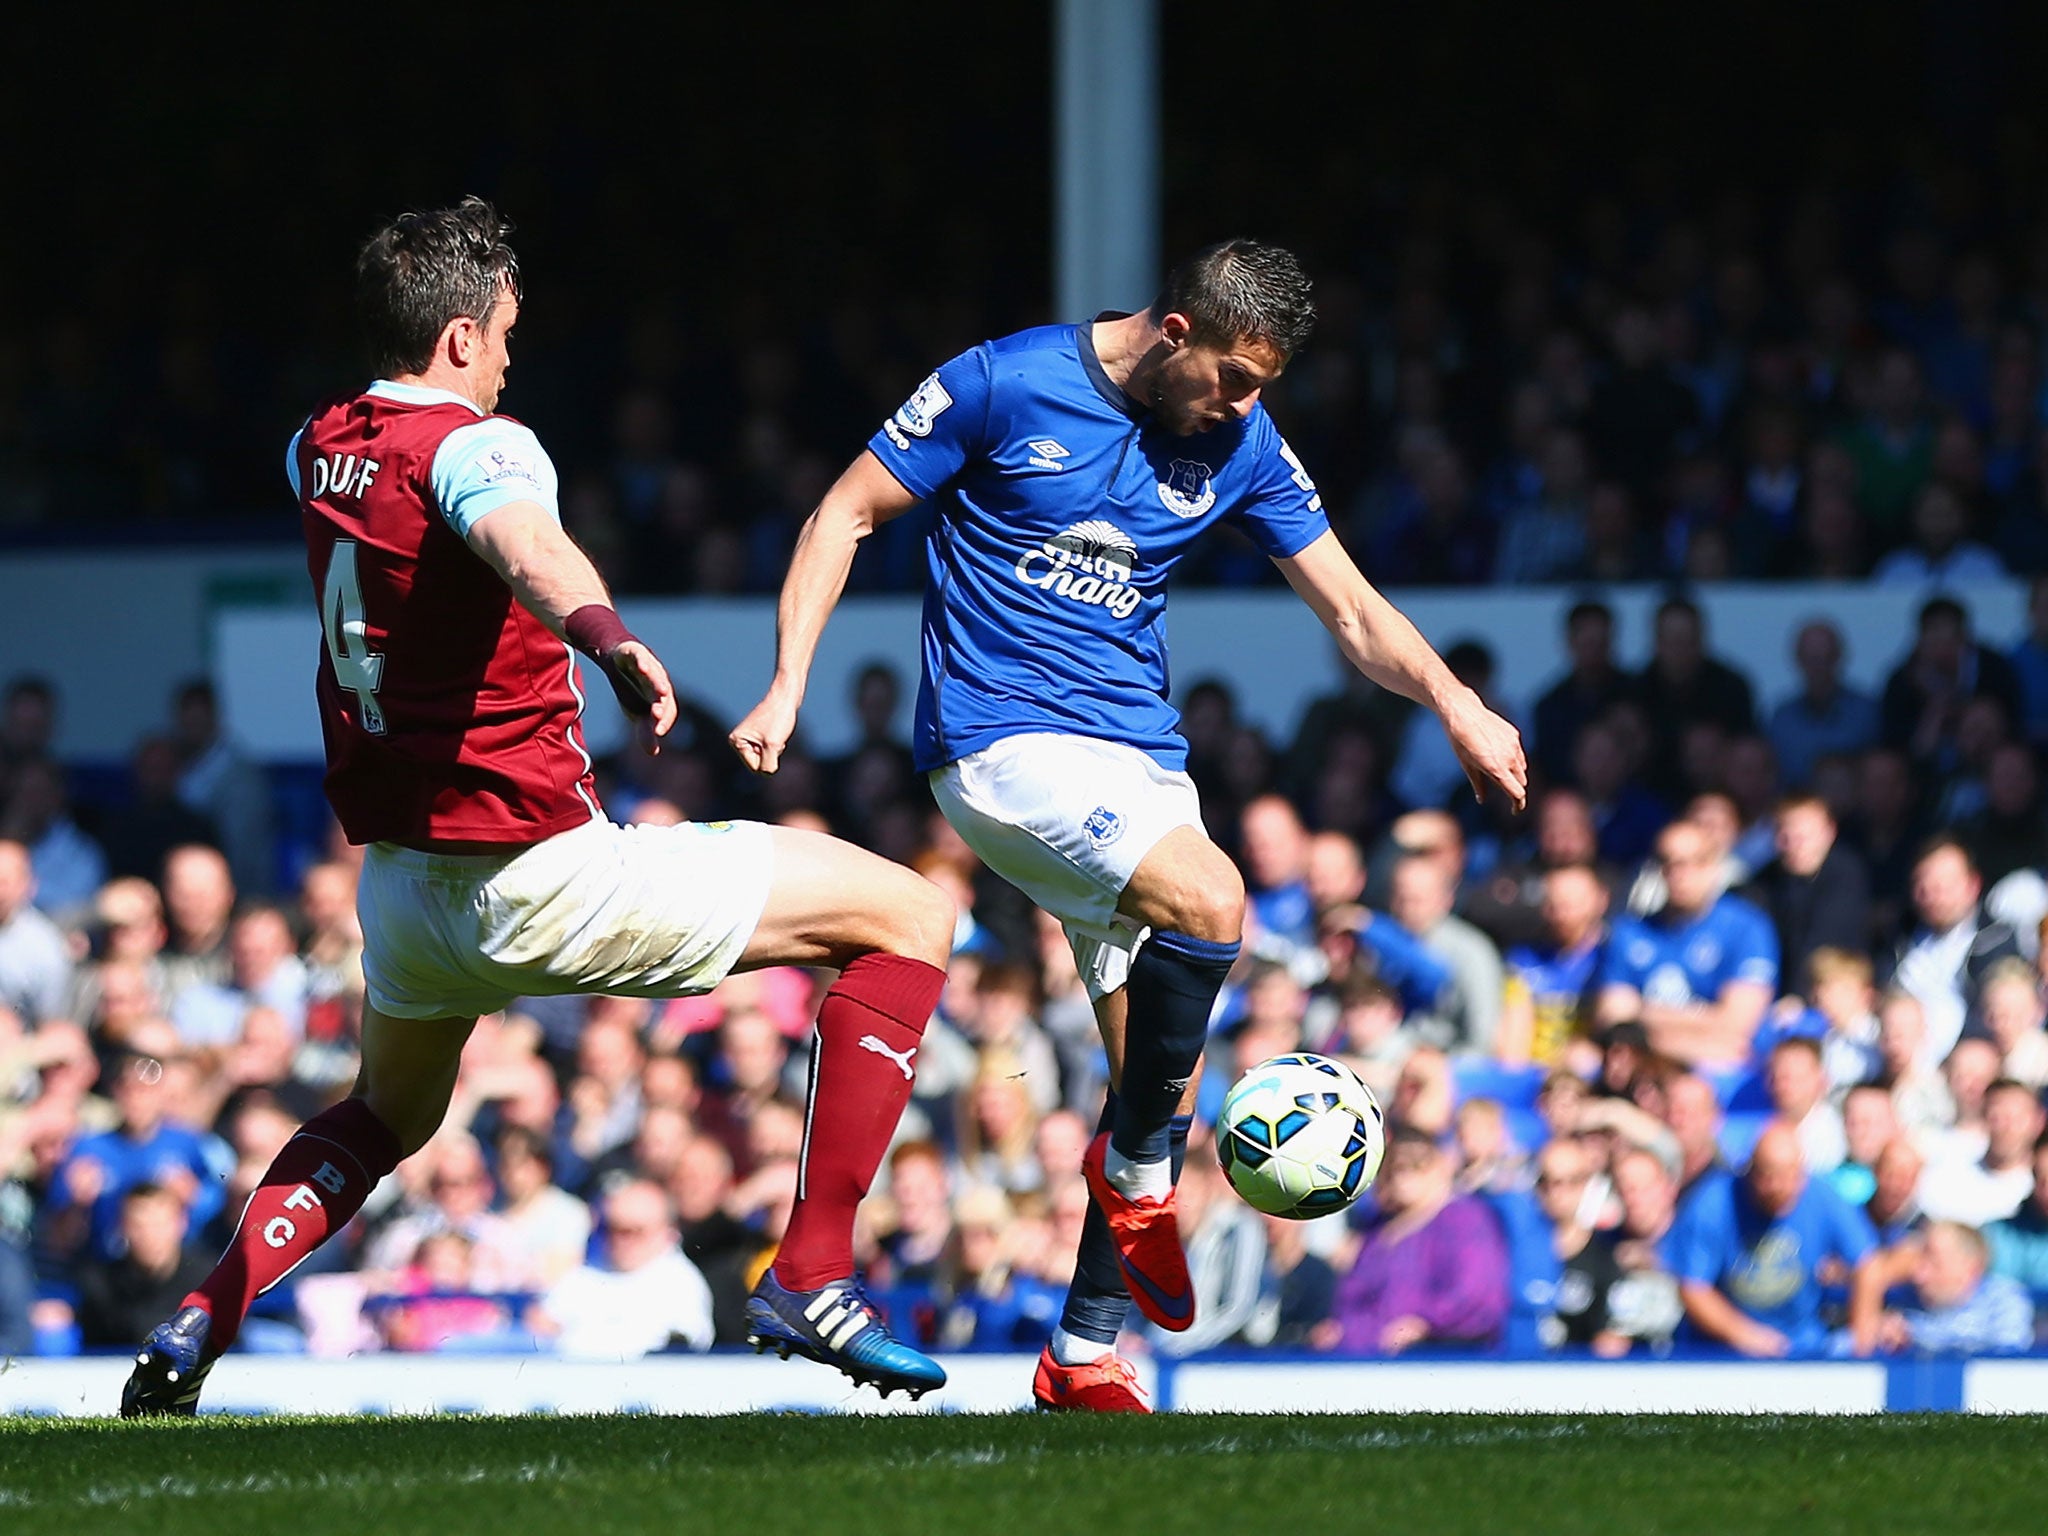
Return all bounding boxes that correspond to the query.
[366,379,488,416]
[1075,314,1146,421]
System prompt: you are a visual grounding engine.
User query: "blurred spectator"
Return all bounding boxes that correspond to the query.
[1453,1098,1526,1196]
[1388,852,1502,1055]
[567,1006,650,1167]
[1245,1212,1337,1347]
[1596,819,1778,1067]
[955,1053,1044,1197]
[528,1179,714,1357]
[1531,601,1638,786]
[1317,1125,1507,1355]
[0,837,71,1024]
[159,844,235,1004]
[371,1232,509,1353]
[1572,718,1668,868]
[1868,1138,1929,1246]
[877,1140,952,1287]
[1888,838,2022,1064]
[1849,1220,2034,1356]
[2008,574,2048,745]
[492,1125,591,1288]
[299,861,363,1004]
[1466,787,1616,953]
[1498,864,1611,1068]
[1765,1037,1845,1174]
[1978,959,2048,1089]
[1768,622,1880,791]
[170,679,277,897]
[366,1134,526,1289]
[101,734,219,884]
[169,903,310,1047]
[929,1184,1061,1352]
[670,1133,763,1344]
[2,758,105,915]
[1919,1079,2043,1227]
[1880,598,2022,773]
[1831,1083,1899,1205]
[1806,948,1883,1090]
[50,1051,230,1262]
[1745,795,1871,998]
[1506,1134,1631,1355]
[1985,1132,2048,1290]
[1145,1144,1268,1357]
[1240,794,1314,953]
[71,1182,212,1348]
[1872,484,2007,589]
[0,678,57,790]
[1636,597,1757,798]
[1956,743,2048,888]
[1838,349,1933,542]
[1877,991,1953,1137]
[1676,1121,1876,1357]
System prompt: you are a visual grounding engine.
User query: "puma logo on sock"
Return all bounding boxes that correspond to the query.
[858,1034,918,1081]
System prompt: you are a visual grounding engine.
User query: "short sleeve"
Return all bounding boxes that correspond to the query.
[867,345,994,500]
[1727,903,1780,992]
[1596,919,1650,992]
[429,419,561,537]
[1225,414,1332,559]
[1675,1185,1727,1285]
[1825,1185,1876,1266]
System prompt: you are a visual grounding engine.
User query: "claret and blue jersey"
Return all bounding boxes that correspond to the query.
[868,322,1331,774]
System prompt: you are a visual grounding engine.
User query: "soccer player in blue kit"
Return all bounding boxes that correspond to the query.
[733,242,1526,1409]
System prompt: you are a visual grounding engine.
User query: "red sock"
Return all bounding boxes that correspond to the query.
[775,951,943,1290]
[184,1098,401,1351]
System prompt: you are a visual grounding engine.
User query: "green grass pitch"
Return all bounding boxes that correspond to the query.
[3,1412,2045,1536]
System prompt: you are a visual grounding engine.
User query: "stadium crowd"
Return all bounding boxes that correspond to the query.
[6,571,2048,1363]
[16,142,2048,609]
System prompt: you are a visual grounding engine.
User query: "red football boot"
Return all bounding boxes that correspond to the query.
[1032,1346,1151,1412]
[1081,1132,1195,1331]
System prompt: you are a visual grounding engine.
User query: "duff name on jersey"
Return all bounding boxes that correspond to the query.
[307,452,381,500]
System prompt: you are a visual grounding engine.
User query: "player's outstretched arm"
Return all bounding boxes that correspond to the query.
[1274,531,1528,810]
[466,502,678,749]
[730,451,919,774]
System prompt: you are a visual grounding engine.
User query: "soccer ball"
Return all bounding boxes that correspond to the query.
[1215,1053,1387,1219]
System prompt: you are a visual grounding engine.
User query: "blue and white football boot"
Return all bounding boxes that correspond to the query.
[120,1305,217,1418]
[745,1270,946,1400]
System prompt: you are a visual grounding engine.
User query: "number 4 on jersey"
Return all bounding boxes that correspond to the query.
[321,539,387,735]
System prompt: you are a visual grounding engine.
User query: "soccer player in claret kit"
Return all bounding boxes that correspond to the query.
[122,199,957,1414]
[734,241,1527,1410]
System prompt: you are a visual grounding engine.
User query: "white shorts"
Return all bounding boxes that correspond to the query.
[930,732,1204,1001]
[358,817,775,1020]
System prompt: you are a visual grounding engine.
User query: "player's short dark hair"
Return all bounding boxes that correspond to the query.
[356,196,521,377]
[1153,240,1315,359]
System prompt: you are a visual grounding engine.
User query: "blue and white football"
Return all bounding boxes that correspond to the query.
[1216,1053,1387,1219]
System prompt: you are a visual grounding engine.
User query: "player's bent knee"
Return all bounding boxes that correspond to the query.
[886,871,956,968]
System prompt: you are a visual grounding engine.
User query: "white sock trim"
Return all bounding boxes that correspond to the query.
[1051,1326,1114,1366]
[1103,1143,1171,1201]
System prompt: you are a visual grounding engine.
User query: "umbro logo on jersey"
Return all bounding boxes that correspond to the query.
[1026,438,1070,472]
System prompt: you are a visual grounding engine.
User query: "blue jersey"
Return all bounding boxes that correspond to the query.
[869,323,1330,772]
[1598,894,1779,1009]
[1675,1174,1874,1351]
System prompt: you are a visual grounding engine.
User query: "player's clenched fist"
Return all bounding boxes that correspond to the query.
[730,690,799,774]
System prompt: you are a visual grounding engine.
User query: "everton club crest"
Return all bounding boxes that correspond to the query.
[1157,459,1216,518]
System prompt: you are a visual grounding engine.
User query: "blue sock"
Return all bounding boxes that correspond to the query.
[1111,930,1238,1164]
[1059,1090,1129,1344]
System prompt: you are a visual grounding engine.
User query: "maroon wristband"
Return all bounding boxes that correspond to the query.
[564,603,653,717]
[564,603,634,659]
